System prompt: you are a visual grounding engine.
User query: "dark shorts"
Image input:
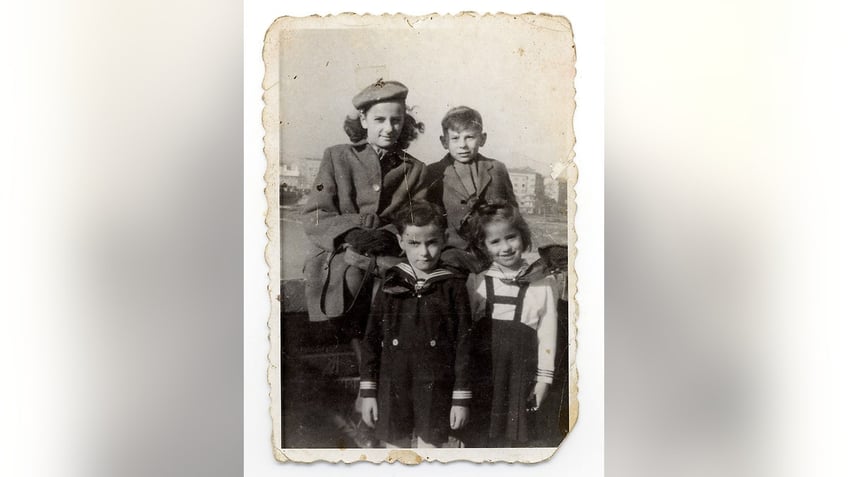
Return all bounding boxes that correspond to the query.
[376,348,455,446]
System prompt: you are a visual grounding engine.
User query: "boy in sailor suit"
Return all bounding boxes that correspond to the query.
[359,200,473,448]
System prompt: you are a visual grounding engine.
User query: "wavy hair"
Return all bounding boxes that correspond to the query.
[342,106,425,151]
[465,201,533,265]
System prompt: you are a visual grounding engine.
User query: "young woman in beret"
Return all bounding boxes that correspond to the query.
[301,80,428,376]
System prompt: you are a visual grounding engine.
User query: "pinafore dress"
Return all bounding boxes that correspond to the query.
[475,275,538,444]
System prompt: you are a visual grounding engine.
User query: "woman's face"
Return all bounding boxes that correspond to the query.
[359,101,405,149]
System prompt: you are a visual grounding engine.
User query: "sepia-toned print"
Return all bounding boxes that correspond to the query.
[264,13,578,463]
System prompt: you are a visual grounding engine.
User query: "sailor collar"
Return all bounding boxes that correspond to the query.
[482,260,531,280]
[383,262,455,296]
[482,259,554,285]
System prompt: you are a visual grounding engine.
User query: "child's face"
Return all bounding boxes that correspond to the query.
[440,127,487,164]
[396,223,446,273]
[483,220,525,270]
[359,101,406,149]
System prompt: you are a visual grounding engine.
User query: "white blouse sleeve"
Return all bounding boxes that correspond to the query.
[535,276,559,384]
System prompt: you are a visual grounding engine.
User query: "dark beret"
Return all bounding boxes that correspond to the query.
[352,79,409,110]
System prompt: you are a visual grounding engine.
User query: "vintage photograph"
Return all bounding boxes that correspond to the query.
[264,13,578,463]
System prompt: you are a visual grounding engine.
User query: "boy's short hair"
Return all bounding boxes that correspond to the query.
[392,200,448,235]
[465,201,533,264]
[441,106,484,134]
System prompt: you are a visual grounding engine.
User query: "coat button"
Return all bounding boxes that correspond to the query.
[430,340,436,347]
[373,184,381,192]
[392,338,399,346]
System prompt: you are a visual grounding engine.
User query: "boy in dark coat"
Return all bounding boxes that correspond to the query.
[425,106,518,251]
[359,201,473,448]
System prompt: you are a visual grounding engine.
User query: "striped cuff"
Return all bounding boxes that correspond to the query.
[536,368,555,384]
[359,380,377,398]
[451,389,472,406]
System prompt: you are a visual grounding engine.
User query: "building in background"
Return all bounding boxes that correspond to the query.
[279,157,323,207]
[280,162,301,189]
[508,167,545,215]
[543,176,568,217]
[298,158,322,191]
[544,176,567,204]
[280,157,322,191]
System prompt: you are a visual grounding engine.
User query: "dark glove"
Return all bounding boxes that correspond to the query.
[507,244,568,285]
[457,197,485,238]
[539,244,568,273]
[344,229,400,256]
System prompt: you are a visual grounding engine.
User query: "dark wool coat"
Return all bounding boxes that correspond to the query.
[301,142,428,321]
[359,263,473,445]
[424,154,518,250]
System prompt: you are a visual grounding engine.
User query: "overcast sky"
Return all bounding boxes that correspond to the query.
[277,15,575,176]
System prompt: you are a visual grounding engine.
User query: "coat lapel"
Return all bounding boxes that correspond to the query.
[441,156,471,199]
[476,156,494,196]
[352,143,385,215]
[353,142,382,184]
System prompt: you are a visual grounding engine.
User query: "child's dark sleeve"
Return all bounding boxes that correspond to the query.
[359,286,384,399]
[408,159,430,202]
[450,279,474,407]
[499,163,519,208]
[422,161,446,207]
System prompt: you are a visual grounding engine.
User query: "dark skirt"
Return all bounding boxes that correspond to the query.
[490,319,537,443]
[466,317,537,445]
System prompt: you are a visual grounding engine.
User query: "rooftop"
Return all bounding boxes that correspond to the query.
[508,166,542,175]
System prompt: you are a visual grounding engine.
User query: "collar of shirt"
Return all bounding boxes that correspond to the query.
[367,143,404,177]
[483,260,529,278]
[484,258,558,285]
[369,143,387,157]
[383,262,454,295]
[369,143,400,159]
[483,260,532,284]
[452,159,479,195]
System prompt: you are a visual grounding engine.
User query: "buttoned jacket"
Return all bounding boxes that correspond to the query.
[300,142,428,320]
[425,154,517,249]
